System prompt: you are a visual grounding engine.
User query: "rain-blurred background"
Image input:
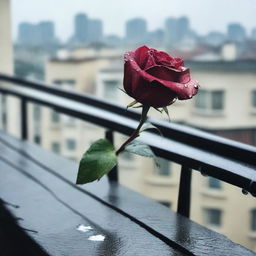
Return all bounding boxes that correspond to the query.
[6,0,256,251]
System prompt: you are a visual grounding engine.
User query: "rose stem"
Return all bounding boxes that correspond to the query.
[116,105,150,155]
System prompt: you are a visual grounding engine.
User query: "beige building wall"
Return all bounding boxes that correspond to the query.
[0,0,20,137]
[0,0,13,74]
[42,55,119,159]
[186,71,256,129]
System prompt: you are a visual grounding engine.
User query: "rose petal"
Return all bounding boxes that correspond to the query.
[133,46,154,70]
[123,46,199,107]
[150,49,184,69]
[145,65,190,84]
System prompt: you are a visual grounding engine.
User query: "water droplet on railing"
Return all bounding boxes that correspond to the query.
[242,189,249,195]
[77,224,93,233]
[88,235,105,241]
[199,166,208,177]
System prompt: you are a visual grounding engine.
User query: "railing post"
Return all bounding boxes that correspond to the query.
[21,98,28,140]
[0,93,7,131]
[177,165,192,218]
[105,130,118,182]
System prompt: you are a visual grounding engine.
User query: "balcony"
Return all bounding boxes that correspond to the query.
[0,74,255,255]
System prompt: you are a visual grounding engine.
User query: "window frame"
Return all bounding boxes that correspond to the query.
[66,139,76,151]
[204,208,223,227]
[208,177,222,189]
[194,89,225,115]
[251,209,256,231]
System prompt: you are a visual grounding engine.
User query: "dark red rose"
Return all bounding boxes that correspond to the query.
[123,46,199,108]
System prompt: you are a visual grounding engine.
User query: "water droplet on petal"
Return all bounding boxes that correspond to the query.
[88,235,105,241]
[194,84,198,89]
[184,84,188,88]
[77,224,93,233]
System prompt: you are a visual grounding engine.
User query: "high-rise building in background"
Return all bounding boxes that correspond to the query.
[72,13,103,45]
[251,28,256,40]
[147,29,164,47]
[176,17,190,42]
[74,13,89,43]
[125,18,147,44]
[18,21,56,46]
[88,19,103,43]
[227,23,247,43]
[164,16,190,48]
[38,22,55,44]
[18,22,36,45]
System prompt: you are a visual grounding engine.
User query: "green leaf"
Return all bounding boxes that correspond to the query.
[163,107,171,121]
[126,100,138,109]
[140,122,163,136]
[125,141,160,167]
[76,139,117,184]
[153,107,164,114]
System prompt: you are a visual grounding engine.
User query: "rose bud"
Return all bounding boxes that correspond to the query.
[123,46,199,108]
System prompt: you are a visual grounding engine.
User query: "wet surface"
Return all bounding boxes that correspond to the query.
[76,224,93,233]
[0,131,255,256]
[88,235,105,241]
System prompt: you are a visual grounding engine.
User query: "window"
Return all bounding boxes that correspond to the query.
[252,91,256,108]
[212,91,224,110]
[33,105,41,121]
[53,79,62,85]
[51,142,60,154]
[208,177,222,189]
[156,158,171,176]
[34,135,41,144]
[195,90,224,113]
[204,208,222,227]
[103,80,118,99]
[195,90,207,109]
[251,209,256,231]
[63,115,76,126]
[53,79,76,89]
[51,111,60,123]
[53,79,75,85]
[66,139,76,150]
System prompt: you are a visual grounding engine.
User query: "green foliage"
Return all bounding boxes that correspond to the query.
[76,139,117,184]
[125,140,159,166]
[162,107,170,121]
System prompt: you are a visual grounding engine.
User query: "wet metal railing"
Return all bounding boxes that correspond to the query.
[0,73,255,218]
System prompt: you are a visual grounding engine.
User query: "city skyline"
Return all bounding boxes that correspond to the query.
[12,0,256,41]
[16,14,253,46]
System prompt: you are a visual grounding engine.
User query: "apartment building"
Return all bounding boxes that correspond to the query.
[43,47,256,251]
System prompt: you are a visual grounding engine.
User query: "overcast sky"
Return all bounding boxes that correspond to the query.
[12,0,256,41]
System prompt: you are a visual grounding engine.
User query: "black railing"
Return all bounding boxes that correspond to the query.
[0,73,255,218]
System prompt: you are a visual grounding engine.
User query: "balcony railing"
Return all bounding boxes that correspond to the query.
[0,73,255,217]
[0,73,256,255]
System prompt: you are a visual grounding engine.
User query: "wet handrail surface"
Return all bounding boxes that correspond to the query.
[0,73,255,208]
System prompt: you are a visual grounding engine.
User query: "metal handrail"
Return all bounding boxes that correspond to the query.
[0,73,255,218]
